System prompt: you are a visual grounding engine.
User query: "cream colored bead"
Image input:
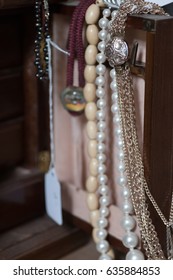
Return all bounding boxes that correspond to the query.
[85,4,100,24]
[85,102,97,121]
[83,83,96,102]
[85,45,98,65]
[84,65,96,83]
[86,121,97,139]
[86,24,99,45]
[96,0,106,8]
[107,248,115,259]
[92,228,99,243]
[89,158,98,176]
[90,210,100,228]
[86,193,99,211]
[88,140,97,158]
[86,176,98,192]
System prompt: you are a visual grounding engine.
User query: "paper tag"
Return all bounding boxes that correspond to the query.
[44,167,63,225]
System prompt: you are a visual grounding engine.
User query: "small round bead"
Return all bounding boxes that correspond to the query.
[96,63,106,75]
[97,217,108,228]
[110,81,118,91]
[96,240,109,254]
[85,4,100,24]
[98,29,108,41]
[86,176,98,192]
[97,142,106,153]
[111,103,119,114]
[102,8,111,17]
[83,83,96,102]
[121,187,131,198]
[118,175,127,186]
[86,121,97,139]
[122,232,139,249]
[122,200,134,214]
[84,65,96,83]
[121,215,136,231]
[88,140,97,158]
[96,53,106,64]
[96,228,108,240]
[97,131,105,142]
[97,121,106,131]
[89,158,98,176]
[110,68,116,78]
[85,45,98,65]
[96,110,105,120]
[126,249,145,260]
[95,76,105,87]
[98,174,108,185]
[97,98,106,109]
[85,102,97,121]
[86,193,99,211]
[99,254,112,260]
[99,17,109,29]
[100,206,109,217]
[96,87,105,98]
[86,24,99,45]
[97,41,106,52]
[97,163,106,174]
[111,92,118,101]
[99,185,109,195]
[99,195,110,207]
[97,153,106,163]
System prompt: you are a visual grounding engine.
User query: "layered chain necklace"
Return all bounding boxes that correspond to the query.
[84,0,173,260]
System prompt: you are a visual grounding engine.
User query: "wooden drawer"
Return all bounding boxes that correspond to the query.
[0,118,24,168]
[0,71,23,121]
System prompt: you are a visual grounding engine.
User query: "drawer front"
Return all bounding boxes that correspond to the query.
[0,119,24,168]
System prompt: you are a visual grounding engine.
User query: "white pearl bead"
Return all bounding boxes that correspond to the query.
[100,206,109,217]
[118,175,127,186]
[117,138,123,148]
[96,228,108,240]
[122,232,139,249]
[111,103,119,114]
[98,29,108,41]
[98,174,108,184]
[121,187,131,198]
[95,76,105,86]
[86,193,99,211]
[96,63,106,75]
[118,149,125,160]
[97,153,106,163]
[96,53,106,64]
[111,10,118,18]
[113,115,121,125]
[97,142,106,153]
[99,17,109,29]
[126,249,145,260]
[111,92,118,101]
[96,87,105,98]
[86,121,97,139]
[96,240,109,254]
[110,81,118,91]
[122,200,134,214]
[85,4,100,24]
[99,195,110,207]
[97,131,105,142]
[97,121,106,131]
[118,161,125,172]
[115,126,122,136]
[110,68,116,78]
[86,24,99,45]
[102,8,111,17]
[84,83,96,102]
[99,185,109,195]
[97,41,106,52]
[88,140,97,158]
[97,217,108,228]
[121,215,136,231]
[85,45,98,65]
[96,110,105,120]
[97,98,106,109]
[97,163,106,174]
[99,254,112,260]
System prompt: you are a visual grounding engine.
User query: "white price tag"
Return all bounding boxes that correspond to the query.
[44,167,63,225]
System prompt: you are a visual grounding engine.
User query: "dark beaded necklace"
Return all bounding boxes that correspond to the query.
[61,0,95,115]
[34,0,50,80]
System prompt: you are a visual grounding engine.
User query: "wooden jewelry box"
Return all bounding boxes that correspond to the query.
[0,0,173,259]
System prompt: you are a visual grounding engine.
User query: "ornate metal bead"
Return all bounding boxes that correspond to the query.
[105,37,128,67]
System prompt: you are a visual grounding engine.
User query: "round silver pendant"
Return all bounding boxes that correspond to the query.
[105,37,128,67]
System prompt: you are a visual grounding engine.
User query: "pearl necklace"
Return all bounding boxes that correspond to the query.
[85,0,172,260]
